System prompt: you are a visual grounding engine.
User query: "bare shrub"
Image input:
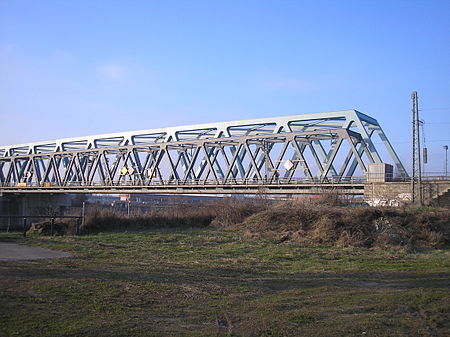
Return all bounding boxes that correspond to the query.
[209,197,269,227]
[221,201,450,249]
[313,189,348,206]
[407,211,450,247]
[81,207,127,234]
[80,203,218,234]
[60,196,450,250]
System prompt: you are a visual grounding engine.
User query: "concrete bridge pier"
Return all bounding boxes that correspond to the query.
[0,194,76,230]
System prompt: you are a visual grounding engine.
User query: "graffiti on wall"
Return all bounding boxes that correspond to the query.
[366,192,412,207]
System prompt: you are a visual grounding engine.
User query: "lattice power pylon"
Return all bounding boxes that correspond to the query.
[411,91,423,205]
[0,110,407,194]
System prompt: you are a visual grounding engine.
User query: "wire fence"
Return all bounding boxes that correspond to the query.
[0,215,83,236]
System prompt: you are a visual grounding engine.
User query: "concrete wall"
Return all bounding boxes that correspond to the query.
[0,194,76,229]
[364,181,450,207]
[364,182,412,207]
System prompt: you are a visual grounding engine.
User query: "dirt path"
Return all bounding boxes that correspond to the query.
[0,243,71,261]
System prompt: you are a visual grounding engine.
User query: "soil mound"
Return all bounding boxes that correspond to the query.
[216,201,450,249]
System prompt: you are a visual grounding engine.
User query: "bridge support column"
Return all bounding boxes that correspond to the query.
[0,194,77,230]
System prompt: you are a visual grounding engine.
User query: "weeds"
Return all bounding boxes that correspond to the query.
[26,197,450,251]
[214,199,450,249]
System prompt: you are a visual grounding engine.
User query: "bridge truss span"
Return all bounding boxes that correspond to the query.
[0,110,407,194]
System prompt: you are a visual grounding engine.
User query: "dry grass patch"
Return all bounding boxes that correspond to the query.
[215,200,450,250]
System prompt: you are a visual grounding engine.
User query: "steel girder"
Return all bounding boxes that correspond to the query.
[0,110,408,193]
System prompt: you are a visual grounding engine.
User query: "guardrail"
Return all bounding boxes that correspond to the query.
[0,176,371,188]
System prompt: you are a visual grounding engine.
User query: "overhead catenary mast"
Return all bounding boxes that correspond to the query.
[411,91,422,205]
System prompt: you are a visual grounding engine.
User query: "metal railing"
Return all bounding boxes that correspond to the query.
[0,176,371,188]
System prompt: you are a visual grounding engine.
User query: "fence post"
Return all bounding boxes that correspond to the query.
[81,202,86,230]
[51,218,55,236]
[76,218,80,236]
[22,218,27,237]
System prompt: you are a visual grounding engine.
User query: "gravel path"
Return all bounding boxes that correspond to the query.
[0,242,71,261]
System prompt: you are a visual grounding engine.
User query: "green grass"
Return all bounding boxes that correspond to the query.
[1,228,449,336]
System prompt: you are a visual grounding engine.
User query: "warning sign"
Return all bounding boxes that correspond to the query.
[284,160,294,171]
[120,167,128,175]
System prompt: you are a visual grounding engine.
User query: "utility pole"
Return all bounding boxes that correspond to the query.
[444,145,448,178]
[411,91,423,205]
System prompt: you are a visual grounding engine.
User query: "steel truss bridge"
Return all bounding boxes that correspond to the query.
[0,110,407,195]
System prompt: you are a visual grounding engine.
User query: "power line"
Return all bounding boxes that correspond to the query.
[419,107,450,111]
[372,139,450,145]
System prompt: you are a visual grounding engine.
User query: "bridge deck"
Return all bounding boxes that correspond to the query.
[0,179,365,195]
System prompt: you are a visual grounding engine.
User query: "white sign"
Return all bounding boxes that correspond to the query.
[284,160,294,171]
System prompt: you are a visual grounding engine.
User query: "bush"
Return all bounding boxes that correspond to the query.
[215,200,450,249]
[80,203,218,234]
[47,197,450,250]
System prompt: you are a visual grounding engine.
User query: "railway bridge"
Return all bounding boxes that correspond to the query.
[1,110,449,216]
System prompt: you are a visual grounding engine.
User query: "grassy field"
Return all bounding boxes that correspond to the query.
[1,228,449,337]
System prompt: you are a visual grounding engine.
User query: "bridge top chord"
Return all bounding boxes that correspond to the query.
[2,110,379,155]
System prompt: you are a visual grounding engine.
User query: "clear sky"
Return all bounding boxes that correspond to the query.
[1,0,449,174]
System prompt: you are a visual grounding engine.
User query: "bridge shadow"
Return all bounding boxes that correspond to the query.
[1,260,449,292]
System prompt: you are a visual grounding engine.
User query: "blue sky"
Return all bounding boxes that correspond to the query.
[1,0,449,173]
